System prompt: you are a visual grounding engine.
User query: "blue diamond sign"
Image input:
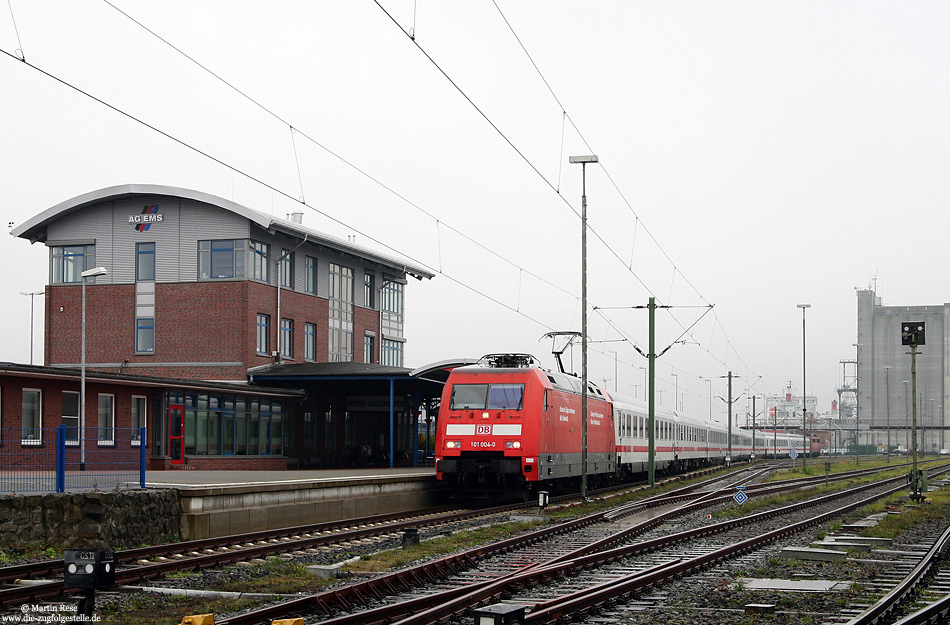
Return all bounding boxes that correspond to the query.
[734,490,748,505]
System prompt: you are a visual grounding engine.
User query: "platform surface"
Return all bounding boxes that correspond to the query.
[142,466,435,488]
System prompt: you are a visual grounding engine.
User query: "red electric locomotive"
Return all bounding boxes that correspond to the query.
[435,354,616,499]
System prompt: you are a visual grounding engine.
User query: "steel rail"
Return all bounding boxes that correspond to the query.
[0,464,734,604]
[844,517,950,624]
[217,466,928,625]
[360,474,911,625]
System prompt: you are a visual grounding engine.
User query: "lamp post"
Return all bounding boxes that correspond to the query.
[930,399,935,455]
[797,303,810,468]
[19,290,44,365]
[570,154,598,500]
[884,365,891,462]
[80,266,108,471]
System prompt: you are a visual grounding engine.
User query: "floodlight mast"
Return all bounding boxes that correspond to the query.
[569,154,599,501]
[80,266,108,471]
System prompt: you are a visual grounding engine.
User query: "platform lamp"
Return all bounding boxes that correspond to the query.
[19,290,44,365]
[884,365,892,462]
[569,154,599,500]
[80,266,108,471]
[797,303,810,468]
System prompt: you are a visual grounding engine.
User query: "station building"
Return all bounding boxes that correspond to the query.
[0,362,303,470]
[10,184,441,470]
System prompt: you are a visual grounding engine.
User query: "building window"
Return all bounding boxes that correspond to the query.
[136,317,155,354]
[280,318,294,359]
[280,250,294,289]
[21,389,42,444]
[364,273,375,309]
[51,244,96,284]
[62,391,79,444]
[328,263,354,362]
[249,240,269,282]
[305,256,317,294]
[199,239,245,280]
[98,394,115,445]
[131,395,147,445]
[364,334,375,364]
[304,322,316,361]
[136,242,155,281]
[381,339,403,367]
[381,280,405,337]
[256,314,270,355]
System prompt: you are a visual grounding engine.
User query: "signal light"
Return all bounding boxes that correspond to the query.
[445,441,462,449]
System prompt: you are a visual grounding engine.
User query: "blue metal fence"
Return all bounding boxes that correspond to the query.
[0,426,146,493]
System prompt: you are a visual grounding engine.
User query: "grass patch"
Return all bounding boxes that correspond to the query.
[219,557,336,594]
[97,593,267,625]
[0,544,60,563]
[345,521,545,573]
[859,487,950,540]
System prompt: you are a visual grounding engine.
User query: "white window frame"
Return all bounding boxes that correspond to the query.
[62,390,80,446]
[97,393,115,446]
[21,388,42,445]
[131,395,147,447]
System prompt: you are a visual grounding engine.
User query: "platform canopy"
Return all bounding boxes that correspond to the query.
[246,359,477,469]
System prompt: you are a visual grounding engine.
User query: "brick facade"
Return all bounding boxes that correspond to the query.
[45,281,380,380]
[0,372,152,464]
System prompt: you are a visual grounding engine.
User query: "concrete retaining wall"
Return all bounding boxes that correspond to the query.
[0,474,442,548]
[179,474,442,539]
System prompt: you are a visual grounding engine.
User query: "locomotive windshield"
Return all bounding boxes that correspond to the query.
[450,383,525,410]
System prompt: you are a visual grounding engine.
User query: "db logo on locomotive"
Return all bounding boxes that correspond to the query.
[476,425,492,435]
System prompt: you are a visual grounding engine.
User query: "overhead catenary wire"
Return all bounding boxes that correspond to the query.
[6,0,25,61]
[99,0,580,308]
[385,1,758,384]
[102,0,740,378]
[17,5,761,396]
[0,46,560,337]
[485,2,762,381]
[99,0,735,384]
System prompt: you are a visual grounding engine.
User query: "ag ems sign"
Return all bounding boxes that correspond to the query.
[129,205,164,232]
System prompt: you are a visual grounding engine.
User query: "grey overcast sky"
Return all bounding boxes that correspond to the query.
[2,2,949,426]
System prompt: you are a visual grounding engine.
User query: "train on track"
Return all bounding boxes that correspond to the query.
[434,353,820,499]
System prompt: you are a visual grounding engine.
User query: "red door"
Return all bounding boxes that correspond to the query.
[169,404,185,465]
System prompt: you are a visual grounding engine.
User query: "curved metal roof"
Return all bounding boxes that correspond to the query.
[11,184,434,280]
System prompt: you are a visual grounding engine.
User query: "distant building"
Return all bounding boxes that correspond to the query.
[762,383,817,431]
[856,289,946,452]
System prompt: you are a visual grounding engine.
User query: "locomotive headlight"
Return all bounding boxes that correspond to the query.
[481,411,490,419]
[505,441,521,449]
[445,440,462,449]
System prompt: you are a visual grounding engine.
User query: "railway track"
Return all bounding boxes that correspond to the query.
[0,461,928,621]
[206,463,932,624]
[0,464,752,607]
